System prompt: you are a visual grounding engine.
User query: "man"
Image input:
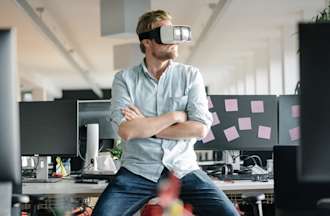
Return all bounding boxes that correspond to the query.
[92,10,239,216]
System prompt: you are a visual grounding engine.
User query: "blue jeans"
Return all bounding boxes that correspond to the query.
[92,167,239,216]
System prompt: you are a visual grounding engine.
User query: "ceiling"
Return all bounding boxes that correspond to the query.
[0,0,326,98]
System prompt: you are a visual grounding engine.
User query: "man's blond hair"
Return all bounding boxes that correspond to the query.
[136,10,172,53]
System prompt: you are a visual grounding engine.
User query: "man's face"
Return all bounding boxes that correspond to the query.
[149,20,178,61]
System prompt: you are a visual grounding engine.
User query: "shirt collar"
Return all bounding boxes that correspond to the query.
[141,58,173,81]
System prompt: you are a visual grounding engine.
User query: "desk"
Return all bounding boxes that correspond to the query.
[23,179,273,196]
[22,179,274,212]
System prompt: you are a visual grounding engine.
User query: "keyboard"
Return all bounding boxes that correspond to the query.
[22,178,62,183]
[215,173,271,181]
[81,173,116,182]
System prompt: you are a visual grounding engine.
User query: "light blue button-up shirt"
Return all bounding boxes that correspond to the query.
[110,60,212,182]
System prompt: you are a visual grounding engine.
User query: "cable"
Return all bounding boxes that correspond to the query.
[232,154,263,167]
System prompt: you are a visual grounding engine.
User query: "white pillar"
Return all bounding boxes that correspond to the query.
[269,36,284,95]
[236,63,245,94]
[282,24,299,94]
[255,48,270,94]
[245,54,256,94]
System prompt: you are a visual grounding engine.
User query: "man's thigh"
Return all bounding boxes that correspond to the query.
[92,168,156,216]
[180,169,239,216]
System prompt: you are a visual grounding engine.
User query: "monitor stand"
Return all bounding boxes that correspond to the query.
[22,156,61,183]
[222,150,240,171]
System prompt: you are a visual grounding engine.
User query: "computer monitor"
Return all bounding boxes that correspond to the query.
[278,95,300,145]
[19,100,78,156]
[274,145,330,215]
[298,23,330,182]
[0,28,21,188]
[78,100,118,140]
[194,95,278,151]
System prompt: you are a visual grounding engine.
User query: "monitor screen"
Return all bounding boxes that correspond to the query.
[20,100,78,156]
[275,145,330,212]
[78,100,117,140]
[278,95,300,145]
[194,95,278,151]
[299,23,330,182]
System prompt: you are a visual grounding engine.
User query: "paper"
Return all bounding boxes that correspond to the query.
[202,129,215,143]
[238,117,252,130]
[212,112,220,126]
[224,126,240,142]
[207,96,214,109]
[291,105,300,118]
[225,99,238,112]
[289,127,300,141]
[251,100,264,113]
[258,126,271,140]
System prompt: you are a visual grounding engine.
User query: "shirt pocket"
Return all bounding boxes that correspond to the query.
[168,95,188,112]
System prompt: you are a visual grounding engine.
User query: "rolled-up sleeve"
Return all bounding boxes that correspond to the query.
[186,68,213,129]
[110,71,132,133]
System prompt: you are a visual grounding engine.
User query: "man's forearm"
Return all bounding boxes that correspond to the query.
[156,121,208,140]
[118,112,179,141]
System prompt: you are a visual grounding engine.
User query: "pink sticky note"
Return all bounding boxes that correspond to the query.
[212,112,220,126]
[225,99,238,112]
[208,96,214,109]
[289,127,300,141]
[258,126,271,140]
[238,117,252,130]
[202,129,215,143]
[224,126,240,142]
[291,105,300,118]
[251,100,264,113]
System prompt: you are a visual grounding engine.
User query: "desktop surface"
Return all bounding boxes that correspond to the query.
[22,177,273,196]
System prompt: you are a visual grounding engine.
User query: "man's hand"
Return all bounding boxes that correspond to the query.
[173,111,187,123]
[121,105,145,121]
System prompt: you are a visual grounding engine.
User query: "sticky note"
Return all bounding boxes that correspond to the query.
[238,117,252,130]
[291,105,300,118]
[202,129,215,143]
[251,100,264,113]
[207,96,214,109]
[212,112,220,126]
[224,126,240,142]
[225,99,238,112]
[289,127,300,141]
[258,126,271,140]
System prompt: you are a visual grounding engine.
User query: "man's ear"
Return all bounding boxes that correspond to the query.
[142,39,152,49]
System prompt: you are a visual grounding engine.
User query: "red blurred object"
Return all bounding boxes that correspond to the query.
[141,172,194,216]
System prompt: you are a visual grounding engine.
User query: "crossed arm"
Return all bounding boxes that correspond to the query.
[118,105,208,141]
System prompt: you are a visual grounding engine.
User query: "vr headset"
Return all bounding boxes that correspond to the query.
[138,25,192,45]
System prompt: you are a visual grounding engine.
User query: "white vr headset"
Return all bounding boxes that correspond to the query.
[138,25,192,45]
